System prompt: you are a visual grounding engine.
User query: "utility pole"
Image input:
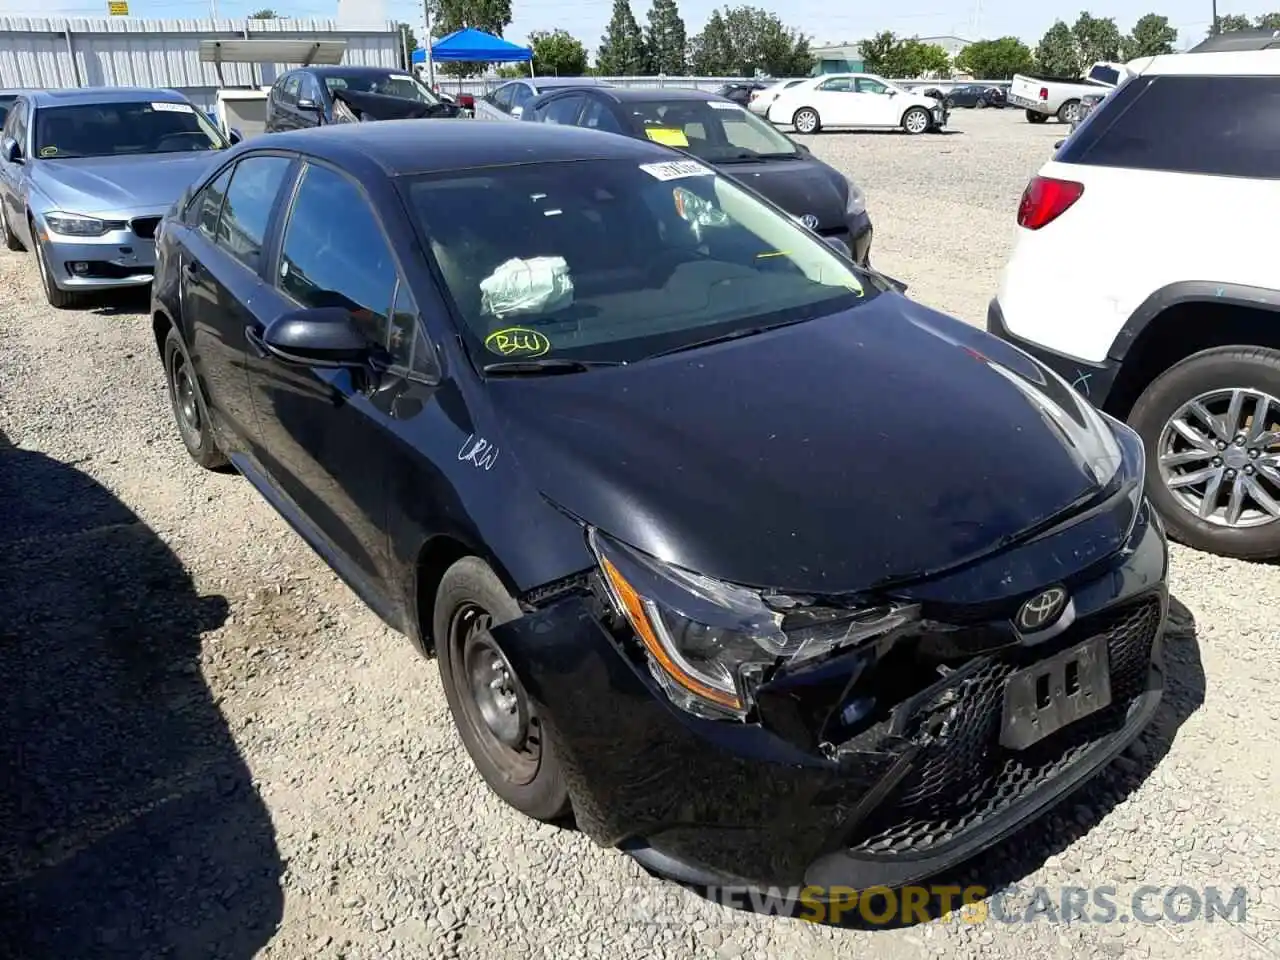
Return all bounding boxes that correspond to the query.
[210,0,218,19]
[1211,0,1219,33]
[422,0,436,89]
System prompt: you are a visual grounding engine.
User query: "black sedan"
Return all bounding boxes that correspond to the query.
[715,81,770,106]
[520,85,874,266]
[946,84,1006,108]
[152,119,1167,895]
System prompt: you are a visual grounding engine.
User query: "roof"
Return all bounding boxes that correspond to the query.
[593,86,733,103]
[23,87,189,107]
[532,76,610,90]
[421,27,531,64]
[1136,48,1280,76]
[1188,29,1280,52]
[250,117,680,177]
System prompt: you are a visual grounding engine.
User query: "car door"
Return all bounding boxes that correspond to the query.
[854,77,902,126]
[0,98,32,245]
[812,76,860,125]
[241,159,419,597]
[176,152,297,456]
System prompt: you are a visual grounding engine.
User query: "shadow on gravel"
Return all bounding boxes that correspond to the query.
[669,596,1205,931]
[794,129,965,138]
[84,288,150,317]
[0,431,283,959]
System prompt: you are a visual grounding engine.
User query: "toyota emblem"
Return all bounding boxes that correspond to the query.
[1016,586,1068,632]
[800,213,820,230]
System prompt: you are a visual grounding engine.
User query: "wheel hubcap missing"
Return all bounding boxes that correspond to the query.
[452,603,540,784]
[1158,387,1280,528]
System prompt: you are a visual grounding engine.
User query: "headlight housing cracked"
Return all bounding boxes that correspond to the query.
[588,528,919,721]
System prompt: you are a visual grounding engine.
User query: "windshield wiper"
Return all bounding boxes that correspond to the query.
[482,358,627,376]
[718,151,800,162]
[646,318,810,360]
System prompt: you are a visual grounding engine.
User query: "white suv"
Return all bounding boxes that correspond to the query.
[766,74,947,135]
[989,49,1280,560]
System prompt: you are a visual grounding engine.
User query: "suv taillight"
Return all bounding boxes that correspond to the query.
[1039,86,1049,100]
[1017,175,1084,230]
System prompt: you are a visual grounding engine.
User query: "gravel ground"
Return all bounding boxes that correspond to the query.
[2,108,1279,960]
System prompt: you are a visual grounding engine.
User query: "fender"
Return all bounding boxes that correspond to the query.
[1110,281,1280,362]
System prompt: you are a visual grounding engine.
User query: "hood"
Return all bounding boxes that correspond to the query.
[713,155,850,232]
[31,152,222,216]
[489,295,1127,596]
[331,88,461,122]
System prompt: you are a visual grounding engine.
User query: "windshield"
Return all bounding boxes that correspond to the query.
[404,158,879,367]
[322,72,439,104]
[33,101,226,159]
[620,99,801,160]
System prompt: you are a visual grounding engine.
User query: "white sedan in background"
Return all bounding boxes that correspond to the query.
[767,73,948,135]
[746,78,807,115]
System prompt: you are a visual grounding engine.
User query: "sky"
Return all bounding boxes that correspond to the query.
[0,0,1274,54]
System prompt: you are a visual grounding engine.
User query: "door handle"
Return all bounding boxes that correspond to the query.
[245,325,269,358]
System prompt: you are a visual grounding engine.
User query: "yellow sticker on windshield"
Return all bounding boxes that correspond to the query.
[39,146,57,157]
[645,127,689,148]
[485,327,551,357]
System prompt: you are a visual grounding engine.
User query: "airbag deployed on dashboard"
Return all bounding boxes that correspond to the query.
[480,256,575,318]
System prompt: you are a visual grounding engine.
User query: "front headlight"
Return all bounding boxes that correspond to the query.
[588,528,919,721]
[845,179,866,217]
[43,212,111,237]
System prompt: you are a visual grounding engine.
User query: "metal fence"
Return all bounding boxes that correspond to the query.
[0,16,402,112]
[432,74,1012,98]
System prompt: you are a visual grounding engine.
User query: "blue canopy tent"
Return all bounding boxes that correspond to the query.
[412,28,535,79]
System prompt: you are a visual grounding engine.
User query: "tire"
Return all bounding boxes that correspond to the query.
[1127,345,1280,560]
[1058,99,1081,124]
[433,557,571,822]
[32,226,78,309]
[792,107,820,134]
[0,204,22,251]
[901,107,931,135]
[976,98,988,109]
[163,326,229,470]
[1026,110,1048,124]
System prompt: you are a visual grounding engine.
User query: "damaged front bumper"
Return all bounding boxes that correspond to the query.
[493,503,1167,893]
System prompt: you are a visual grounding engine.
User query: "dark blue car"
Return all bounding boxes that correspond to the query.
[151,119,1167,894]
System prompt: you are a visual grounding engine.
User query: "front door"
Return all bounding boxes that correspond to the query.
[242,159,425,596]
[854,77,902,126]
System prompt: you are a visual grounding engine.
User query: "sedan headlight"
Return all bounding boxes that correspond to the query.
[845,179,867,217]
[588,528,919,721]
[43,212,111,237]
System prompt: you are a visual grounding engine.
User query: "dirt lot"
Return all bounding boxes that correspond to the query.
[2,108,1279,960]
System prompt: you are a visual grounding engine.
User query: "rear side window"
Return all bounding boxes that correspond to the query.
[1059,75,1280,179]
[217,155,293,270]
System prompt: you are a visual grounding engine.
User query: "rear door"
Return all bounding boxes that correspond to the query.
[242,159,432,597]
[174,152,297,455]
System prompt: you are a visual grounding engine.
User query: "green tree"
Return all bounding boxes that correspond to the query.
[896,38,950,77]
[1072,12,1122,64]
[689,9,734,74]
[645,0,687,75]
[430,0,515,77]
[858,30,898,75]
[718,5,813,76]
[249,8,281,17]
[597,0,649,75]
[530,28,588,75]
[1123,13,1176,58]
[1255,12,1280,28]
[954,36,1033,78]
[1214,13,1255,32]
[1035,20,1081,75]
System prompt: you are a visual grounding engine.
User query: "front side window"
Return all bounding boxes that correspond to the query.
[0,97,14,131]
[278,163,398,345]
[622,99,800,160]
[321,72,439,105]
[539,95,585,125]
[404,159,878,367]
[33,100,227,159]
[819,78,853,92]
[856,78,889,95]
[580,99,622,133]
[281,75,301,104]
[216,155,293,270]
[509,84,535,113]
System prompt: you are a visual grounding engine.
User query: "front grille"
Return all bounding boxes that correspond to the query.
[130,216,161,240]
[846,595,1161,856]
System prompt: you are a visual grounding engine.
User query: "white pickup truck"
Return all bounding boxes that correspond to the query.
[1008,61,1130,124]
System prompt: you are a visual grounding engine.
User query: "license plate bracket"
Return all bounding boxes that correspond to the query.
[1000,636,1111,750]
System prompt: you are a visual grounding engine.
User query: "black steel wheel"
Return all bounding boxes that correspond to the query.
[433,557,570,822]
[164,327,229,469]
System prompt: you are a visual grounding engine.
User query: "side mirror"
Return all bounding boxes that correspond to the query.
[888,89,898,97]
[795,141,811,154]
[228,128,244,145]
[510,104,524,119]
[1054,139,1065,150]
[296,97,320,112]
[881,273,909,294]
[823,235,851,257]
[261,307,371,368]
[2,137,22,164]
